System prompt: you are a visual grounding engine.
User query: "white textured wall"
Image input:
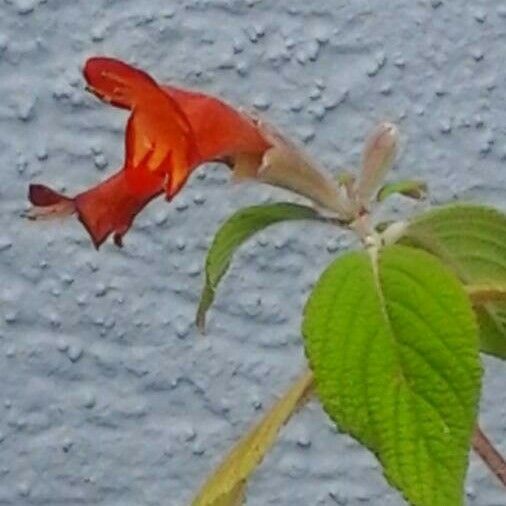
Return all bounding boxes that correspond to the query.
[0,1,505,504]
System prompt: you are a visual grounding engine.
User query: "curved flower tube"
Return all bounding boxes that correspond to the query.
[28,57,349,248]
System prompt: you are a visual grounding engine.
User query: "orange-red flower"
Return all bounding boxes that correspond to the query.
[28,57,270,248]
[28,57,353,248]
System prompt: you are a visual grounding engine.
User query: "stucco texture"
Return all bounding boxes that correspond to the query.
[0,0,505,504]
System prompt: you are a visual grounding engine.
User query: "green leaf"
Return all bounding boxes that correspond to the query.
[303,245,482,506]
[196,203,322,331]
[403,204,506,359]
[377,180,428,202]
[191,371,313,506]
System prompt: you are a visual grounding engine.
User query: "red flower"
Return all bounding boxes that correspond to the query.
[28,57,351,249]
[28,57,270,248]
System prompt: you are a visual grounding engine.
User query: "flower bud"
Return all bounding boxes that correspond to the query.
[357,122,399,205]
[254,122,356,219]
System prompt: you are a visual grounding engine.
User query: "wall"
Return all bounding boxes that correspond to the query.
[0,0,505,504]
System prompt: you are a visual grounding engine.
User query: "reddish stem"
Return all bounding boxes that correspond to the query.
[472,425,506,487]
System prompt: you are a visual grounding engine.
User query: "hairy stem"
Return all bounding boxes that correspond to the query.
[472,425,506,487]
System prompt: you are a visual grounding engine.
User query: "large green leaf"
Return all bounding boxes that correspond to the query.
[191,371,313,506]
[403,204,506,359]
[196,203,322,331]
[303,245,482,506]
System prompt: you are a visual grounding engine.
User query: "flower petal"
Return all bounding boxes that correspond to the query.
[163,85,269,164]
[29,184,73,207]
[86,58,203,200]
[28,171,163,249]
[27,184,76,220]
[85,57,201,200]
[75,169,163,248]
[84,57,159,109]
[124,104,198,200]
[86,58,270,194]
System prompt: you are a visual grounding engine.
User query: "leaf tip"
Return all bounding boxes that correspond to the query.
[196,311,207,334]
[195,293,211,334]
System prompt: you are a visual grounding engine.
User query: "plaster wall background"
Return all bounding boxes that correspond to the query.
[0,0,505,504]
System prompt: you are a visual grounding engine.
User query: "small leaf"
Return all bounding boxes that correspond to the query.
[403,204,506,359]
[474,306,506,358]
[377,180,428,202]
[191,371,313,506]
[466,285,506,357]
[303,245,482,506]
[196,203,322,331]
[466,284,506,304]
